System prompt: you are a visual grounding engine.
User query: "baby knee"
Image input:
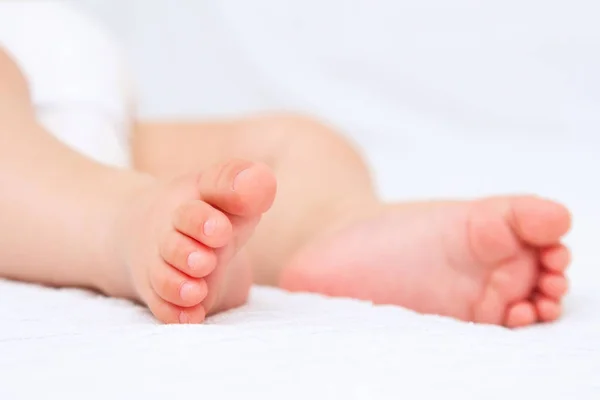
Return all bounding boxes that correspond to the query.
[248,112,344,146]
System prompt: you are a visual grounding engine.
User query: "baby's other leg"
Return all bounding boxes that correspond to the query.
[132,114,378,284]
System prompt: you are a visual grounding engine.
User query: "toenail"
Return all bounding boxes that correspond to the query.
[232,168,251,191]
[187,252,205,270]
[203,219,217,236]
[179,311,189,324]
[180,282,200,302]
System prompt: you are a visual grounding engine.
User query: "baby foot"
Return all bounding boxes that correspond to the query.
[280,196,571,327]
[113,159,276,323]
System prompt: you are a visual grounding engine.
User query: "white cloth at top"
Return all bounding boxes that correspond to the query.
[0,1,132,167]
[77,0,600,152]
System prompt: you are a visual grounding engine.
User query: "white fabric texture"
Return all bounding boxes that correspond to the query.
[1,1,599,398]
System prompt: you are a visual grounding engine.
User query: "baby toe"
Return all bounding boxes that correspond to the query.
[534,295,562,322]
[504,301,537,328]
[146,291,206,324]
[510,197,571,247]
[540,244,571,272]
[197,159,277,217]
[537,272,568,300]
[160,230,218,278]
[176,306,207,324]
[173,200,232,248]
[150,262,208,307]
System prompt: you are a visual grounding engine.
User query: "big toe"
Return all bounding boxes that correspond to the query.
[510,196,571,246]
[197,159,277,217]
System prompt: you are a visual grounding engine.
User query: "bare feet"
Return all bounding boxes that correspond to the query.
[111,159,276,323]
[280,196,571,328]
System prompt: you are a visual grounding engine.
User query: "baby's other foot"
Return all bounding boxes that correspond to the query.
[113,159,276,323]
[281,196,571,327]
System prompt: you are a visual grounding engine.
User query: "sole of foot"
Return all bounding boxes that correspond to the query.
[280,196,571,328]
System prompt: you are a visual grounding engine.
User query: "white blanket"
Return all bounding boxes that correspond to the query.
[2,143,599,399]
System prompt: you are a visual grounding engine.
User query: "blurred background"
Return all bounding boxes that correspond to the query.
[70,0,600,146]
[66,0,598,210]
